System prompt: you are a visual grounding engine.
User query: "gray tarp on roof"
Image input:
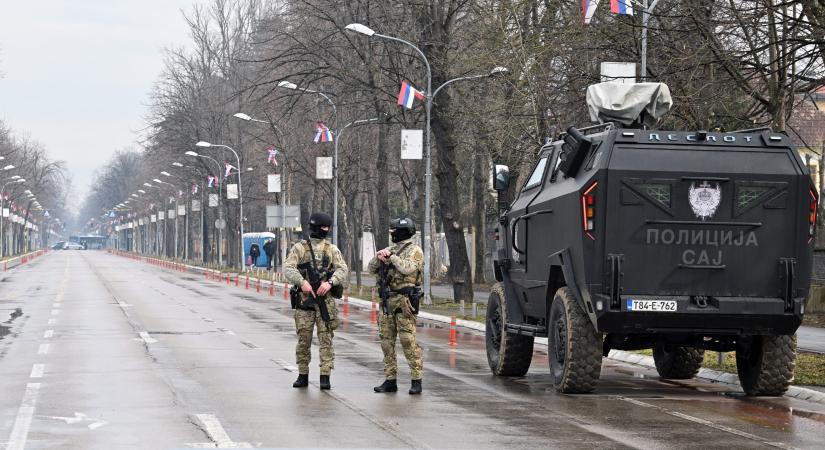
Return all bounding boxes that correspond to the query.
[586,82,673,126]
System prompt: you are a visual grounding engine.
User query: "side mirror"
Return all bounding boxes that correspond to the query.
[492,164,510,191]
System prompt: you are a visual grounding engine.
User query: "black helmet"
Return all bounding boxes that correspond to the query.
[308,212,333,239]
[390,217,415,243]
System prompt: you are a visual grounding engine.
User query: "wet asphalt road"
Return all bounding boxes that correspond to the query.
[2,251,825,449]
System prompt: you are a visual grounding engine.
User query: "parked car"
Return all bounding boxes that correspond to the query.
[51,241,66,250]
[63,242,85,250]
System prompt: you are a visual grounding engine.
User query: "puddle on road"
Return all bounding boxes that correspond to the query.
[0,308,22,341]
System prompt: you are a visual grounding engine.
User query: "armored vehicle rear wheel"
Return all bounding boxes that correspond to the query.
[736,335,796,396]
[652,344,704,379]
[548,287,602,393]
[486,283,534,376]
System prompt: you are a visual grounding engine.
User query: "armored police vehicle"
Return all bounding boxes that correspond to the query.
[487,83,816,395]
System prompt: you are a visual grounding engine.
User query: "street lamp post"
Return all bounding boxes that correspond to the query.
[188,148,236,268]
[346,22,507,304]
[277,81,342,245]
[0,177,24,258]
[640,0,662,80]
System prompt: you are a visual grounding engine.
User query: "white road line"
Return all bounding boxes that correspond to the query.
[138,332,157,344]
[52,302,61,308]
[29,364,44,379]
[217,328,235,336]
[47,318,56,325]
[50,309,60,316]
[271,358,299,373]
[202,317,215,323]
[117,301,132,308]
[43,330,54,339]
[37,344,50,355]
[5,383,40,450]
[194,414,252,448]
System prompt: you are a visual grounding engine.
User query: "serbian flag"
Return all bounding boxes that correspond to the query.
[266,147,279,165]
[224,161,236,177]
[314,122,333,143]
[207,175,217,188]
[582,0,600,24]
[192,183,198,195]
[610,0,633,15]
[397,80,425,109]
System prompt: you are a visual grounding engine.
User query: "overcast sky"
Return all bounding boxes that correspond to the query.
[0,1,203,211]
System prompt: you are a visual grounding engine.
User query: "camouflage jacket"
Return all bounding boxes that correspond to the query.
[367,239,424,291]
[284,238,348,295]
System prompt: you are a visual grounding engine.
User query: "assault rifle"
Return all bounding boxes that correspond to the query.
[377,261,391,316]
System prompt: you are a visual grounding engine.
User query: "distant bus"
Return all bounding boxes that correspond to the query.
[69,235,108,250]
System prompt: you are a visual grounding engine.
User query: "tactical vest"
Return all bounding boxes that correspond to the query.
[388,242,421,290]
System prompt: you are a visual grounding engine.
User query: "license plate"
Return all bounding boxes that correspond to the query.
[626,299,677,312]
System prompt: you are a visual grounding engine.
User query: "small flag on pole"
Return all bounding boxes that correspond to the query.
[267,147,279,166]
[610,0,633,15]
[314,122,333,143]
[224,161,236,177]
[192,183,198,195]
[582,0,600,24]
[397,80,425,109]
[207,175,216,188]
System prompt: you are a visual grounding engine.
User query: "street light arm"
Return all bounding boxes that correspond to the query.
[374,33,432,94]
[431,74,489,100]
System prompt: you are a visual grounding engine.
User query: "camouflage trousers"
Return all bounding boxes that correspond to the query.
[294,306,336,375]
[378,310,423,380]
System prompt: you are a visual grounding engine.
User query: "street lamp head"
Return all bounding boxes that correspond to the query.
[278,81,298,90]
[24,189,31,194]
[16,179,25,183]
[160,171,171,177]
[195,141,212,148]
[143,182,153,187]
[152,178,163,184]
[233,113,252,121]
[246,167,254,172]
[2,165,14,171]
[10,175,20,180]
[345,23,376,37]
[489,66,509,77]
[185,151,199,157]
[138,189,146,194]
[172,162,183,167]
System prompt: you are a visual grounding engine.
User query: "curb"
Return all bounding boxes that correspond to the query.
[113,251,825,405]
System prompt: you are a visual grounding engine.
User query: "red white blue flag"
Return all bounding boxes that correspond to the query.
[207,175,217,188]
[314,122,333,143]
[582,0,600,24]
[267,147,279,165]
[397,80,425,109]
[610,0,633,16]
[224,161,236,177]
[192,183,198,195]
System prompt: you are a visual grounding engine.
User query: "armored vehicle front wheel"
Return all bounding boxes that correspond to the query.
[736,335,796,396]
[548,287,602,393]
[652,344,704,379]
[486,283,534,376]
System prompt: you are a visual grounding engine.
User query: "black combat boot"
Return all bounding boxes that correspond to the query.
[409,379,422,395]
[373,379,398,393]
[292,374,308,388]
[319,375,331,390]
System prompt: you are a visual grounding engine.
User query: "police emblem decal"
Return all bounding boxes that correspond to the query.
[688,181,721,220]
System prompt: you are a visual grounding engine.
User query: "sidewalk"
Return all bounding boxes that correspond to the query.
[349,273,491,303]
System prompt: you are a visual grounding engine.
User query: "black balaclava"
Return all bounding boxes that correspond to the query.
[308,212,333,239]
[390,217,416,243]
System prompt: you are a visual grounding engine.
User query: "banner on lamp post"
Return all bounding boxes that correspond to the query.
[191,199,201,212]
[267,174,281,193]
[151,214,157,223]
[316,157,333,179]
[177,205,186,216]
[208,194,218,207]
[401,129,423,159]
[226,184,239,199]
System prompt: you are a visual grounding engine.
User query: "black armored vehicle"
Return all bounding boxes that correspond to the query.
[487,85,816,395]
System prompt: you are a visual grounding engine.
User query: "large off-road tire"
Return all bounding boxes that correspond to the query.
[486,283,534,376]
[652,344,705,379]
[736,335,796,396]
[548,287,602,393]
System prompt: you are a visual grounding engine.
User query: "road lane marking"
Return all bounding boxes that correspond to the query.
[217,328,235,336]
[29,364,44,378]
[47,319,56,325]
[50,309,60,316]
[202,317,215,323]
[40,412,108,430]
[271,358,298,372]
[43,330,53,339]
[4,383,40,450]
[117,301,133,308]
[138,332,157,344]
[37,344,50,355]
[193,414,252,448]
[240,341,262,350]
[618,396,796,449]
[52,302,61,308]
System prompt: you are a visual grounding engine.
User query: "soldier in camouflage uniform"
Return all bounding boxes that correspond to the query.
[284,212,348,390]
[369,217,425,395]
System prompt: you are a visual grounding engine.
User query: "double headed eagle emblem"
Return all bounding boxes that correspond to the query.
[688,181,721,220]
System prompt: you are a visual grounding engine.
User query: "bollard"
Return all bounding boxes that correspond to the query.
[282,283,288,299]
[204,271,209,280]
[370,302,377,323]
[448,315,458,346]
[235,274,240,287]
[343,297,349,317]
[226,273,230,286]
[245,275,249,290]
[256,278,261,293]
[269,282,274,296]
